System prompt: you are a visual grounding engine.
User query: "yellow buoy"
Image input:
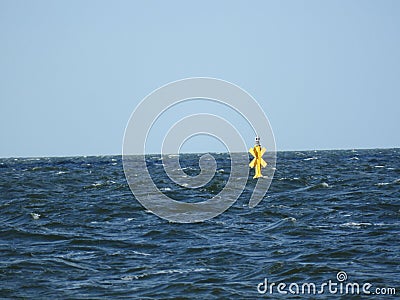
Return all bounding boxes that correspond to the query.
[249,136,267,179]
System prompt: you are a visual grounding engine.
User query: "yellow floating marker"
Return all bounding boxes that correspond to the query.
[249,136,267,179]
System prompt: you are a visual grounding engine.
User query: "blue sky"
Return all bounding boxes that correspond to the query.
[0,0,399,157]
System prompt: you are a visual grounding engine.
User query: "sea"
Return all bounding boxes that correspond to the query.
[0,148,399,299]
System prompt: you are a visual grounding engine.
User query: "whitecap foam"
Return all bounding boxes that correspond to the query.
[340,222,373,228]
[132,250,151,256]
[121,267,209,281]
[30,212,41,220]
[304,157,318,161]
[320,182,329,188]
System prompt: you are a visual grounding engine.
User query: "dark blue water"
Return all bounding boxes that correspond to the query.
[1,149,399,299]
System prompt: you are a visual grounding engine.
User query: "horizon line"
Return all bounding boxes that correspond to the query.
[1,146,398,159]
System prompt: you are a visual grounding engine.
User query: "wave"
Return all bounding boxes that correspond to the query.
[121,268,210,281]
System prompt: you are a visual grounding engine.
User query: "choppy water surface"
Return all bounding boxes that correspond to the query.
[0,149,399,298]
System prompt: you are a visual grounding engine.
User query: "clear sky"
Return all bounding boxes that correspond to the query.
[1,0,399,157]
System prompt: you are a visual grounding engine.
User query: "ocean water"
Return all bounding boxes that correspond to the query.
[0,149,399,299]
